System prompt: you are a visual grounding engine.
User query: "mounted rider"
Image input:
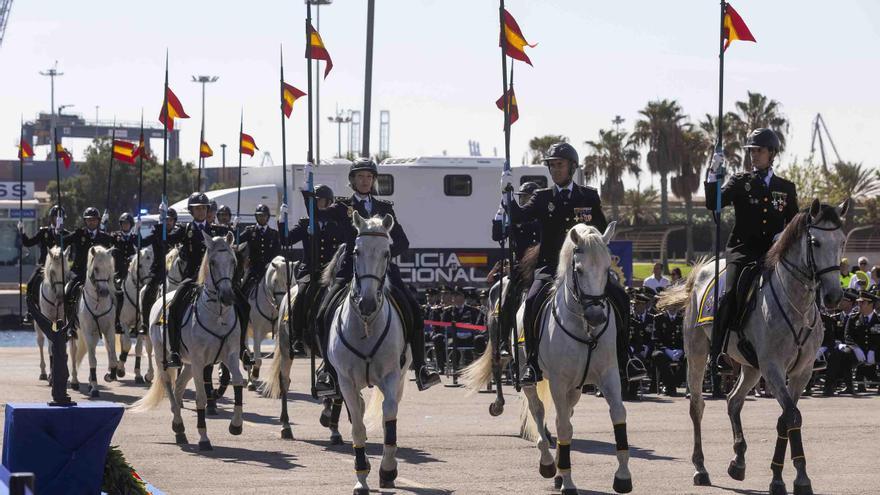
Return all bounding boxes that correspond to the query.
[61,206,114,331]
[505,142,646,385]
[705,128,799,373]
[111,212,139,334]
[215,204,232,228]
[140,206,179,336]
[238,204,281,299]
[20,205,70,323]
[313,158,441,396]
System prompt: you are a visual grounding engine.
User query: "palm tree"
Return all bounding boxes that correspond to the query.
[528,134,568,164]
[583,127,641,220]
[730,91,789,170]
[622,186,659,226]
[699,113,743,171]
[671,127,710,262]
[822,161,880,228]
[633,99,687,223]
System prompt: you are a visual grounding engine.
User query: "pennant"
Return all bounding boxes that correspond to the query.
[501,9,537,66]
[200,140,214,158]
[240,133,257,156]
[55,143,72,168]
[112,139,137,164]
[133,132,146,160]
[18,139,34,160]
[723,3,756,51]
[306,23,333,78]
[282,82,307,118]
[495,87,519,126]
[158,87,190,130]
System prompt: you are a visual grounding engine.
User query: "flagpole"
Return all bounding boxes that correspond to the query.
[236,110,243,245]
[103,118,117,232]
[53,127,68,332]
[711,1,727,382]
[18,119,25,324]
[136,112,144,335]
[198,129,204,192]
[161,51,170,368]
[279,46,295,415]
[306,0,319,396]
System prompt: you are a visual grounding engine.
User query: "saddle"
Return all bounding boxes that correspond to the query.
[526,281,554,342]
[727,262,763,368]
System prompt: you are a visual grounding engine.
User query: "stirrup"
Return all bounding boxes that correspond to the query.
[714,354,734,374]
[520,364,541,386]
[313,372,338,399]
[166,352,182,369]
[416,366,441,391]
[240,349,255,368]
[626,357,648,382]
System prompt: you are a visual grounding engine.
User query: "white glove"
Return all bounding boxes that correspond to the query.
[278,203,288,220]
[134,217,142,231]
[101,212,110,225]
[54,216,64,231]
[17,221,24,233]
[706,152,724,183]
[300,164,314,191]
[159,202,167,217]
[500,170,514,194]
[231,216,240,230]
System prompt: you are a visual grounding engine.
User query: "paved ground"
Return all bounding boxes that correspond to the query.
[1,346,878,494]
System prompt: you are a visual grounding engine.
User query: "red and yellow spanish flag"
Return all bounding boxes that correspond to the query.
[501,9,537,66]
[55,142,72,168]
[240,133,257,156]
[132,132,145,160]
[723,3,756,51]
[306,23,333,78]
[158,87,190,130]
[495,87,519,126]
[112,139,137,164]
[18,139,34,160]
[282,82,307,118]
[200,140,214,158]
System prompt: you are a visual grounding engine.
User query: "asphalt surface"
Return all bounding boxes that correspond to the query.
[0,346,877,494]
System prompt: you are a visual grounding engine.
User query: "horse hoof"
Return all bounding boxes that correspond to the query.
[320,410,331,428]
[554,476,563,489]
[562,489,578,495]
[39,373,48,381]
[353,489,369,495]
[89,387,100,398]
[793,483,813,495]
[229,423,243,436]
[693,471,711,486]
[379,479,394,489]
[103,372,116,383]
[247,382,257,392]
[489,402,504,416]
[172,422,186,434]
[613,476,633,494]
[206,402,218,416]
[330,433,344,445]
[116,367,126,378]
[198,440,213,451]
[769,480,788,495]
[379,468,398,485]
[281,428,294,440]
[175,433,188,445]
[539,463,557,479]
[134,376,145,385]
[70,381,80,391]
[251,367,260,379]
[727,461,745,481]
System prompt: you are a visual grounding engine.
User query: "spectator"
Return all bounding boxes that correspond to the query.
[839,258,852,288]
[849,269,870,290]
[643,262,670,291]
[870,266,880,290]
[669,267,683,285]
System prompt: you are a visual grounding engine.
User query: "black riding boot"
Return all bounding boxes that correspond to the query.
[608,282,647,382]
[141,279,160,334]
[313,281,343,397]
[234,286,254,367]
[165,280,196,369]
[710,293,734,374]
[393,284,440,391]
[62,280,81,338]
[521,287,542,385]
[114,286,125,334]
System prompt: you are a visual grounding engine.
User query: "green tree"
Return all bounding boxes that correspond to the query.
[583,127,641,221]
[633,99,687,223]
[528,134,568,164]
[730,91,789,170]
[822,161,880,228]
[48,139,195,230]
[621,186,659,226]
[671,127,710,262]
[699,112,743,170]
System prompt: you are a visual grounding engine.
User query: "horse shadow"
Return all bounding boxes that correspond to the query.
[302,438,443,466]
[89,388,144,405]
[162,442,302,470]
[211,408,281,426]
[375,488,454,495]
[568,438,676,461]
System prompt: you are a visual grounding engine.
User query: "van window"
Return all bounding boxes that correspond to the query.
[520,175,548,188]
[376,174,394,196]
[444,175,472,196]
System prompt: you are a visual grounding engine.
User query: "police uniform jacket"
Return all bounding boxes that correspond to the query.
[629,310,654,350]
[111,230,139,278]
[328,195,410,280]
[441,305,480,338]
[845,311,879,350]
[62,228,114,279]
[821,310,850,347]
[22,227,70,265]
[288,216,349,278]
[508,184,608,274]
[704,170,798,264]
[238,224,281,276]
[141,224,183,277]
[491,214,541,261]
[166,222,230,280]
[652,311,684,349]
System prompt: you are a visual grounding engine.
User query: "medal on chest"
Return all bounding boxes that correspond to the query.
[770,191,788,212]
[547,203,555,213]
[573,207,593,224]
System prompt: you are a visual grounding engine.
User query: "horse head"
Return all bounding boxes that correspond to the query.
[561,221,617,328]
[87,246,114,298]
[44,247,65,300]
[351,211,393,320]
[201,232,236,306]
[139,246,155,281]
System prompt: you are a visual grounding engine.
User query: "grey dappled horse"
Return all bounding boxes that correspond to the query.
[119,247,155,384]
[34,247,66,381]
[246,256,294,390]
[72,246,117,398]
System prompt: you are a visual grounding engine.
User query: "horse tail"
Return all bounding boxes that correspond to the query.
[132,367,173,412]
[656,257,712,313]
[519,380,552,442]
[364,387,384,432]
[74,323,87,368]
[261,331,286,399]
[462,280,502,393]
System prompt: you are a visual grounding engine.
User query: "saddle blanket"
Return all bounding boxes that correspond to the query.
[696,266,729,324]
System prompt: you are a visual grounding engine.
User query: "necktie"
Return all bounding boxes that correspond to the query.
[559,189,570,201]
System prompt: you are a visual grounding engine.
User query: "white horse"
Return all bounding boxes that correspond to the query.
[516,222,632,495]
[72,246,118,398]
[118,246,155,384]
[133,232,245,451]
[34,247,67,381]
[324,212,410,494]
[657,199,846,495]
[246,256,295,390]
[165,246,185,293]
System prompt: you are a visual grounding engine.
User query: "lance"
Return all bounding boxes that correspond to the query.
[18,119,24,324]
[103,118,117,232]
[236,110,244,244]
[279,46,294,351]
[50,126,74,405]
[305,0,319,396]
[711,1,727,369]
[160,52,170,368]
[53,128,69,331]
[136,112,145,335]
[197,127,204,192]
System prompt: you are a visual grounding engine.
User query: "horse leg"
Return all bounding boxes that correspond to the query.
[88,332,101,397]
[145,336,155,383]
[191,365,213,451]
[203,365,218,415]
[762,363,812,495]
[340,378,370,495]
[103,324,119,384]
[786,366,815,495]
[726,366,761,481]
[378,374,401,489]
[117,331,131,378]
[248,322,262,391]
[226,351,246,437]
[550,382,577,495]
[36,327,48,380]
[687,331,711,486]
[278,346,294,440]
[68,337,79,391]
[522,383,554,479]
[134,335,145,384]
[598,368,632,494]
[161,368,187,445]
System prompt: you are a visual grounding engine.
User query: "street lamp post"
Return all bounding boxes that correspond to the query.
[327,107,351,158]
[306,0,333,164]
[192,75,219,191]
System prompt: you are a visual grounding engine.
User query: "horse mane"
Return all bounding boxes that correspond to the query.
[320,245,345,287]
[766,204,842,267]
[165,247,179,271]
[197,236,232,285]
[554,224,608,290]
[517,245,540,285]
[87,245,112,275]
[44,246,62,271]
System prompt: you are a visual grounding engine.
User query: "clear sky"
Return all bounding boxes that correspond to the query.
[2,0,878,186]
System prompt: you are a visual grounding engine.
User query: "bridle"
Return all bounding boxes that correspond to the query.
[565,247,609,317]
[778,214,842,287]
[350,231,390,320]
[203,248,234,303]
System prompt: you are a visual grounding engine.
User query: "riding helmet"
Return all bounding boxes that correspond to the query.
[49,205,65,217]
[82,207,100,219]
[209,200,218,213]
[743,128,781,152]
[254,204,271,217]
[541,142,579,166]
[315,184,335,201]
[348,157,378,178]
[187,192,211,211]
[118,212,134,226]
[167,207,178,219]
[516,181,540,196]
[217,205,231,217]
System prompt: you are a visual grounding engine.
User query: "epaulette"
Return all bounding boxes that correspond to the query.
[582,184,597,191]
[374,197,394,206]
[335,196,352,205]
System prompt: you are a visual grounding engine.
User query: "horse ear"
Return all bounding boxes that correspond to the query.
[602,221,617,245]
[352,210,365,230]
[89,246,96,257]
[810,198,821,220]
[568,227,580,246]
[839,197,852,219]
[225,231,234,246]
[202,233,214,249]
[381,213,395,232]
